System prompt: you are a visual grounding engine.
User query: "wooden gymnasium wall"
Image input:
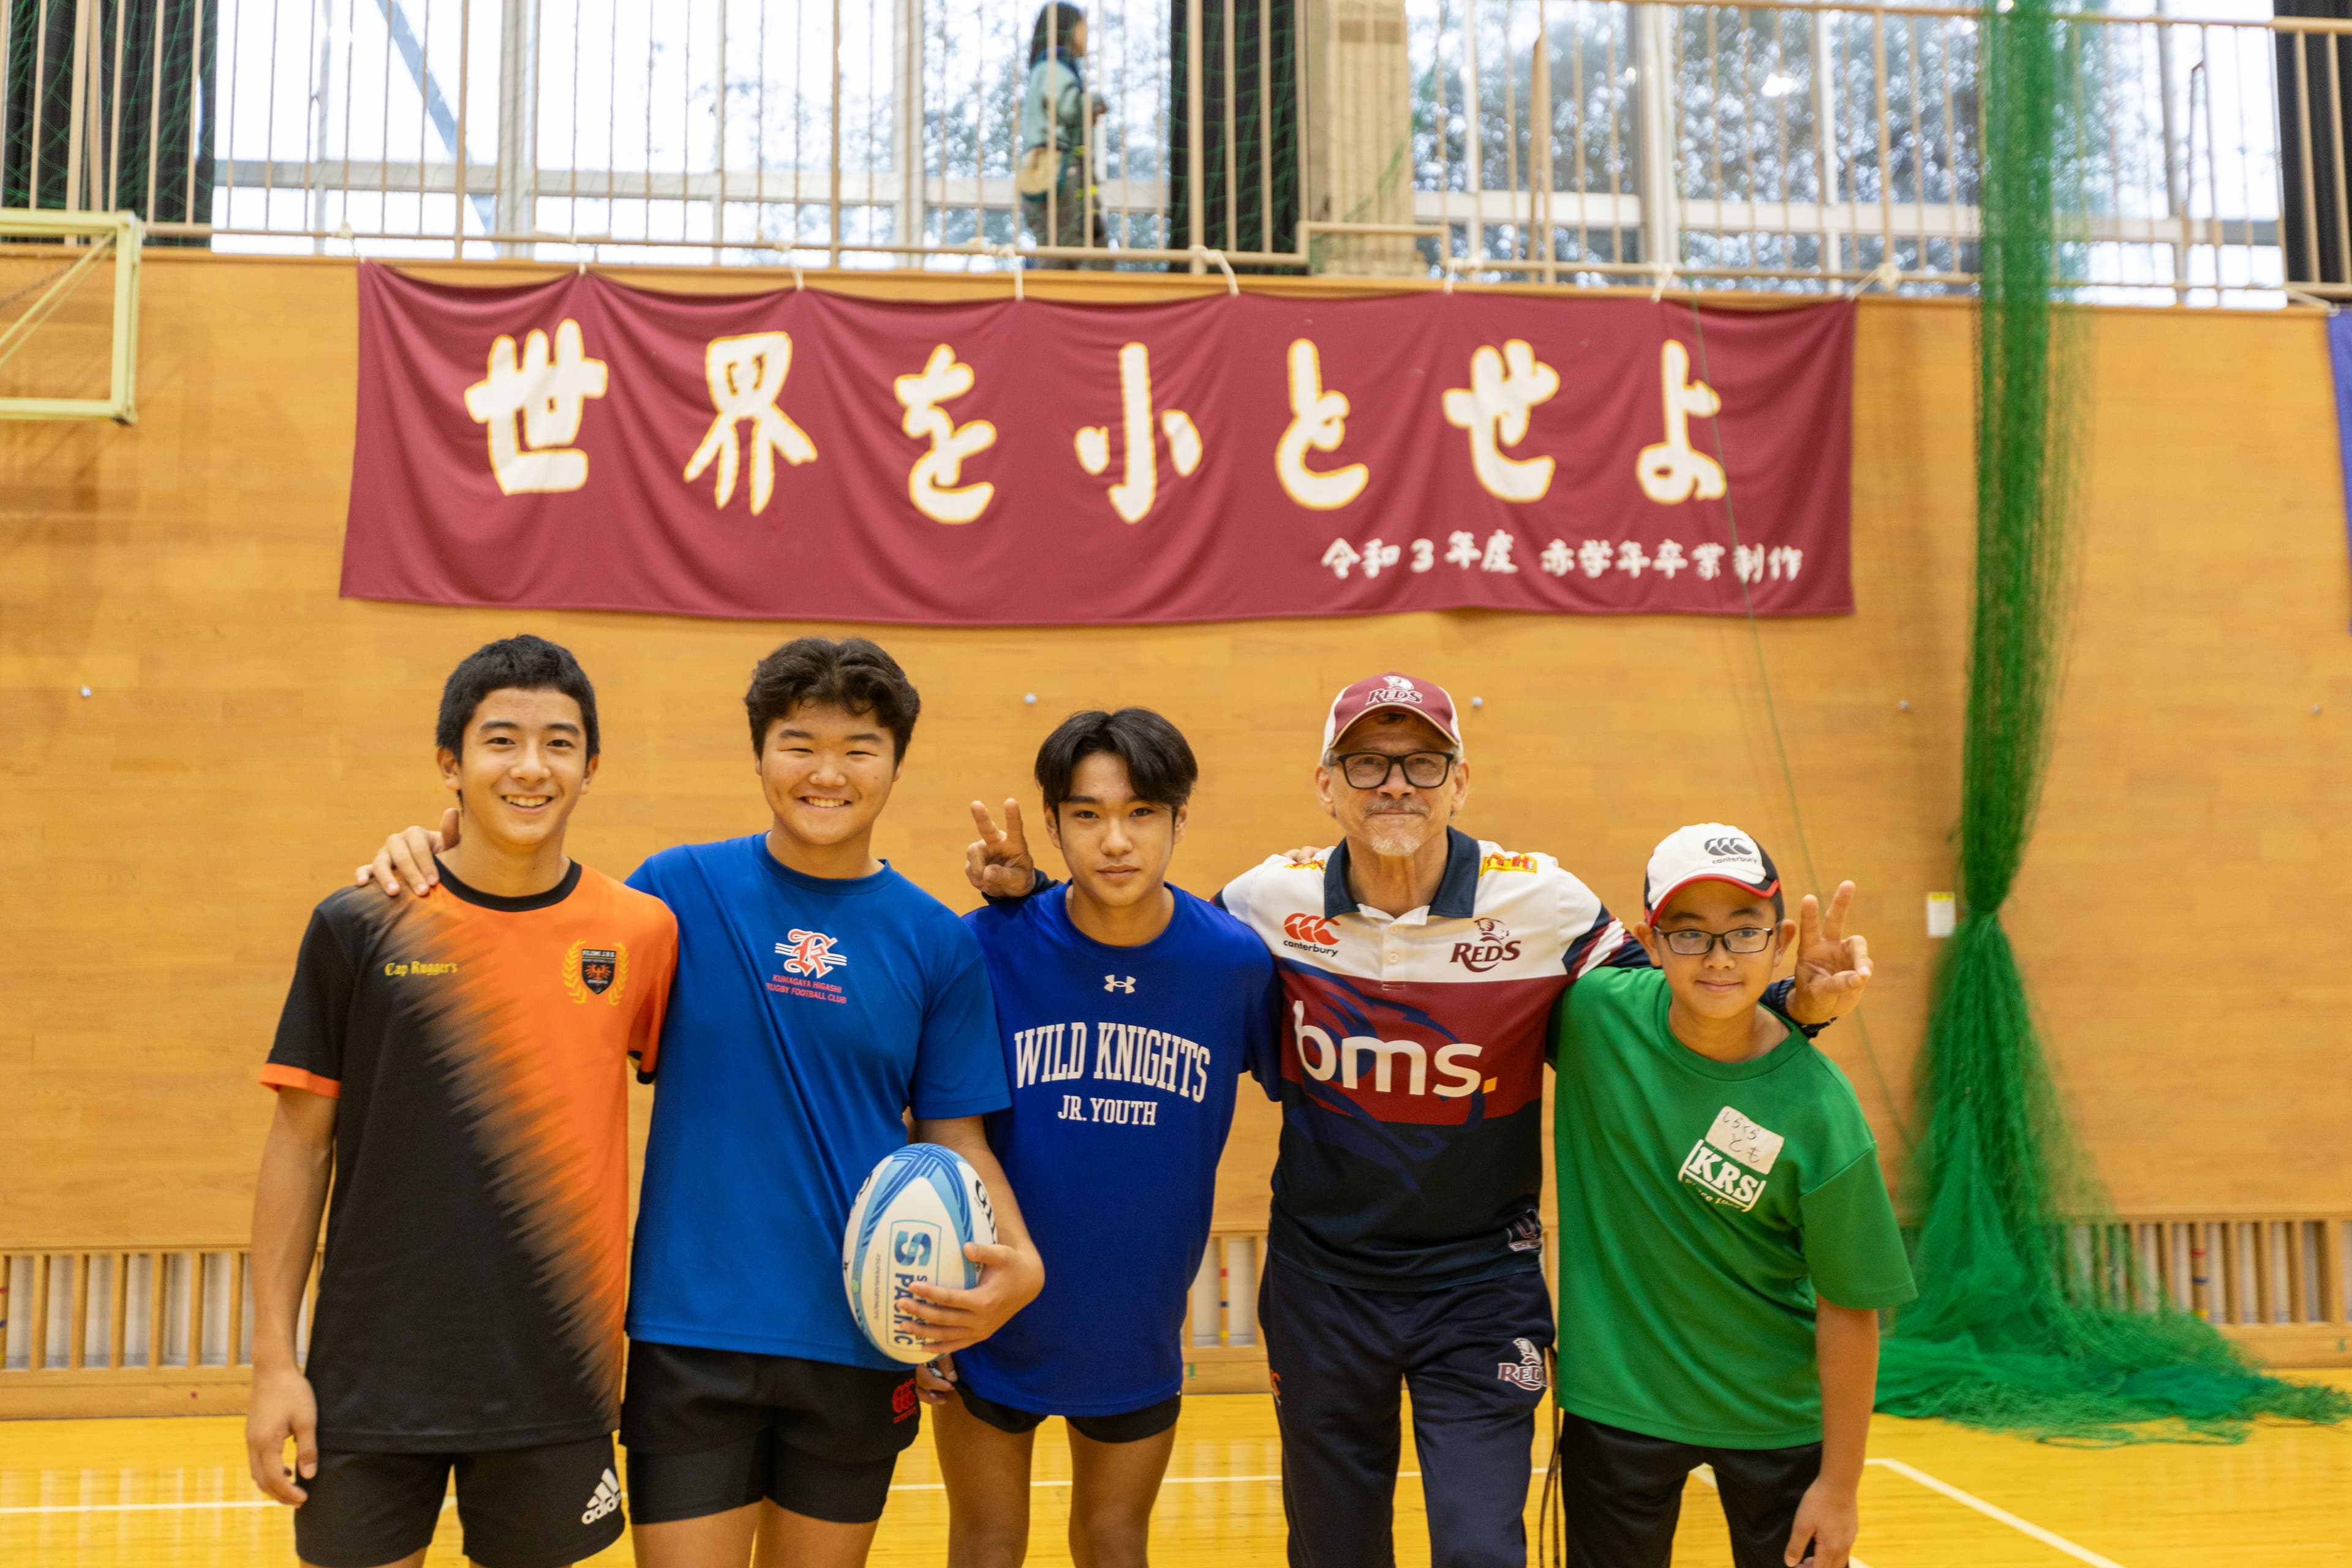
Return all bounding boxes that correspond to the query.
[2,256,2348,1257]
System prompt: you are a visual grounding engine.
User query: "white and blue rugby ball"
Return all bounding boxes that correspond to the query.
[842,1143,998,1364]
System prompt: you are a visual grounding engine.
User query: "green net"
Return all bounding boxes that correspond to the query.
[1,0,216,228]
[1875,0,2351,1445]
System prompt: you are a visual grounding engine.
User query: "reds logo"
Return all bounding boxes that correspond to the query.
[1366,674,1423,705]
[777,929,850,978]
[1450,916,1523,973]
[1283,912,1340,948]
[1496,1338,1547,1392]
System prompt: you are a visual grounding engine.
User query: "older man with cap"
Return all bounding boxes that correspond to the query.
[968,671,1870,1568]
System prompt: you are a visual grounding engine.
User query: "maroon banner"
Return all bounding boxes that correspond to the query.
[343,266,1853,625]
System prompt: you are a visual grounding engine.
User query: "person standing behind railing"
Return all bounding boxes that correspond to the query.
[1017,3,1107,268]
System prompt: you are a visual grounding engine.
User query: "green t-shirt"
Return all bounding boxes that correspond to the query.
[1551,967,1915,1448]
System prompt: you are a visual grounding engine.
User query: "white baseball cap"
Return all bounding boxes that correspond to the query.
[1643,824,1784,918]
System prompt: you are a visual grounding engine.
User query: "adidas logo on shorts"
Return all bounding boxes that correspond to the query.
[581,1467,622,1526]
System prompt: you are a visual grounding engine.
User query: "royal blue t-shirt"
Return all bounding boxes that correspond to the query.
[625,834,1009,1371]
[953,883,1278,1415]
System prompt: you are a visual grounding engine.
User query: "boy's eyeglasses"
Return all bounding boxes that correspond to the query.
[1657,926,1776,957]
[1332,750,1456,790]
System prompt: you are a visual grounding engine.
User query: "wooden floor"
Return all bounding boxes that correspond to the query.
[3,1376,2345,1566]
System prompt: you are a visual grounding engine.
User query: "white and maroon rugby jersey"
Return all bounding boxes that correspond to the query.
[1216,826,1644,1291]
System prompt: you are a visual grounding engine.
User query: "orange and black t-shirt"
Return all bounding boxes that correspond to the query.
[262,860,677,1452]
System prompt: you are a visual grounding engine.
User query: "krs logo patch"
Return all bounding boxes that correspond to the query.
[1679,1105,1786,1212]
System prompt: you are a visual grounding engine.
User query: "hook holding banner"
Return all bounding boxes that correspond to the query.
[987,244,1025,301]
[1847,258,1903,299]
[1189,245,1239,295]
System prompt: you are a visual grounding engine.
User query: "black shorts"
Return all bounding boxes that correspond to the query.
[956,1381,1183,1444]
[1555,1409,1823,1568]
[619,1340,922,1526]
[290,1436,624,1568]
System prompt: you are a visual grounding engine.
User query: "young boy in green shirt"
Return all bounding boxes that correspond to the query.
[1550,824,1915,1568]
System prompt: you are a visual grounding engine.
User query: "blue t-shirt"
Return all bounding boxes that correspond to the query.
[625,834,1009,1370]
[953,883,1278,1415]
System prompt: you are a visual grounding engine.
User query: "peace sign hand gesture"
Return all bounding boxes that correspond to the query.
[965,799,1039,900]
[1786,881,1872,1027]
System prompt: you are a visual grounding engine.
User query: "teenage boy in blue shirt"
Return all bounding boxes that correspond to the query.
[908,709,1277,1568]
[354,636,1046,1568]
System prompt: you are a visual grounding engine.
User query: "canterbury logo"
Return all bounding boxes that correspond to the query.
[580,1468,622,1525]
[1283,912,1339,946]
[1704,836,1755,858]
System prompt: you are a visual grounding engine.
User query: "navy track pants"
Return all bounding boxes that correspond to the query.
[1259,1256,1553,1568]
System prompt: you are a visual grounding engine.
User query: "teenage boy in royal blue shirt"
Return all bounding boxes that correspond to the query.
[355,636,1046,1568]
[910,710,1278,1568]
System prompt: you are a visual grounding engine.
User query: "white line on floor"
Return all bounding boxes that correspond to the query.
[1868,1457,2128,1568]
[0,1498,460,1517]
[7,1447,2127,1568]
[0,1467,1430,1513]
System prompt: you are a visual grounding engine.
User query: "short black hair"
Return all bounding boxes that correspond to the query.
[1035,708,1198,816]
[435,634,600,759]
[744,636,921,758]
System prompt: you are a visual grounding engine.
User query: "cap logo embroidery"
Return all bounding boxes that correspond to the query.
[1703,835,1755,858]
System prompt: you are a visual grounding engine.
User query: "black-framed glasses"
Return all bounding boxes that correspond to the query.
[1657,926,1775,957]
[1333,750,1456,790]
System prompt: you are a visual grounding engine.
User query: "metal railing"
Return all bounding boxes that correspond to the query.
[5,1213,2342,1391]
[0,0,2331,301]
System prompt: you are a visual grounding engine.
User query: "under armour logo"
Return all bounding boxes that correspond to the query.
[1104,974,1136,993]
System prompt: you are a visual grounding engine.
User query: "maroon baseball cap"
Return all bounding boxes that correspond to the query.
[1320,673,1464,754]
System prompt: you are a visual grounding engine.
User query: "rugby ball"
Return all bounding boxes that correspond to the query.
[843,1144,998,1363]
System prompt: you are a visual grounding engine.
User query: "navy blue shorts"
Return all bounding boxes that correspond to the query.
[956,1381,1183,1444]
[1259,1257,1553,1568]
